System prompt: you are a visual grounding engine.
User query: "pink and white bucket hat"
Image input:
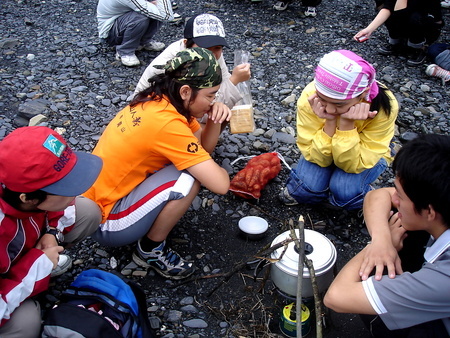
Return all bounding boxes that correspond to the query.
[314,50,379,102]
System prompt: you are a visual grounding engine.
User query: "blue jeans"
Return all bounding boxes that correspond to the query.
[285,157,387,210]
[428,43,450,70]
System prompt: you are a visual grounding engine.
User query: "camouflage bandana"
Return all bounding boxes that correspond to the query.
[161,47,222,88]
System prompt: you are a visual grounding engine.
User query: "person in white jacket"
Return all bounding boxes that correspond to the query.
[134,13,251,111]
[97,0,175,67]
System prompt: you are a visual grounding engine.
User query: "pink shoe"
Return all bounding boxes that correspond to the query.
[425,64,450,85]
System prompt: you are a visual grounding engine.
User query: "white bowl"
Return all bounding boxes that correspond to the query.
[238,216,269,240]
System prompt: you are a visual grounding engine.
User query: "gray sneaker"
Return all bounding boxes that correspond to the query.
[273,1,289,10]
[50,254,72,278]
[279,187,299,206]
[132,240,195,280]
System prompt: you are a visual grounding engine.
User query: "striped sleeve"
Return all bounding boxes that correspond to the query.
[0,248,52,326]
[125,0,174,21]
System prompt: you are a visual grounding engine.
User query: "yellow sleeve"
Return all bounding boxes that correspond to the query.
[296,82,334,168]
[332,88,398,173]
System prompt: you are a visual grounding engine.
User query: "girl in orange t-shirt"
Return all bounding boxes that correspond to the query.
[85,48,231,280]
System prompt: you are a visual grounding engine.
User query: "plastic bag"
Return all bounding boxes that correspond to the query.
[229,152,282,199]
[230,50,255,134]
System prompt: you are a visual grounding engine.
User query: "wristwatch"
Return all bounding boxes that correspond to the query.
[46,227,64,244]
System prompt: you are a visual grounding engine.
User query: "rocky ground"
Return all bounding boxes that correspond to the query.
[1,0,449,337]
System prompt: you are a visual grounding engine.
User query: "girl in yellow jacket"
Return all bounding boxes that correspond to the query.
[280,50,398,210]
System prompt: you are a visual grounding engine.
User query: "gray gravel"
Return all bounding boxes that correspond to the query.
[1,0,449,337]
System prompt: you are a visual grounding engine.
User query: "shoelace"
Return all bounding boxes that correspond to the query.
[432,66,450,83]
[162,246,181,265]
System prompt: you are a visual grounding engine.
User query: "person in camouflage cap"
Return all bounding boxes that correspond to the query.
[163,47,222,89]
[84,47,231,281]
[135,46,229,123]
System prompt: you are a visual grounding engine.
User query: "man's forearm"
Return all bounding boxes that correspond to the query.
[324,246,376,314]
[360,187,404,280]
[364,188,395,240]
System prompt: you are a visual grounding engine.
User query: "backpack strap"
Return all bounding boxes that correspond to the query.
[126,280,156,338]
[108,269,156,338]
[42,303,123,338]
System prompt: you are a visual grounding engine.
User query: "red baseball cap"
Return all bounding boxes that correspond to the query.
[0,126,102,196]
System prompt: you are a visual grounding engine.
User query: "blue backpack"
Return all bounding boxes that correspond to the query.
[42,269,154,338]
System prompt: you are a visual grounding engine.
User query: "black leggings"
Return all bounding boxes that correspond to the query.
[385,8,442,45]
[284,0,322,6]
[302,0,321,6]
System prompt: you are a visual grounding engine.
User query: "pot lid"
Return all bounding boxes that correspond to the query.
[270,229,336,277]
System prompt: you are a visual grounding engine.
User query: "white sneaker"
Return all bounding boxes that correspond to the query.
[142,40,165,52]
[171,13,182,23]
[115,53,140,67]
[305,6,317,16]
[273,1,289,10]
[441,0,450,8]
[50,254,72,278]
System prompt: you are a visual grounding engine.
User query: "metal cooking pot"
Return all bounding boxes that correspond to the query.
[270,229,337,298]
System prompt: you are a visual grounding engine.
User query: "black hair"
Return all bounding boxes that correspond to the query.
[2,187,48,210]
[392,134,450,227]
[185,38,195,48]
[370,82,394,117]
[131,73,200,121]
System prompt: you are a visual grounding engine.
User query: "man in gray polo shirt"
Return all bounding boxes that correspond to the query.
[324,134,450,336]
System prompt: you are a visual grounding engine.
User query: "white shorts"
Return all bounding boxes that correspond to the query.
[92,165,194,247]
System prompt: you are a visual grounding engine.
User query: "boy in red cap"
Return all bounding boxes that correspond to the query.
[0,126,102,338]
